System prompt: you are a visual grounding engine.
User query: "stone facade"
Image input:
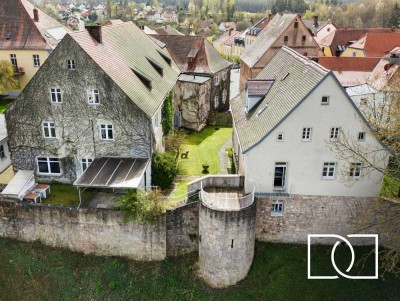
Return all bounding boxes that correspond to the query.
[255,195,395,246]
[198,201,256,288]
[212,67,231,112]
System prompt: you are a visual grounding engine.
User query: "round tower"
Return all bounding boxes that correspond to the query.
[198,187,256,288]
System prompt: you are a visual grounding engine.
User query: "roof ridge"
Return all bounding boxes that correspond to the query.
[280,46,329,74]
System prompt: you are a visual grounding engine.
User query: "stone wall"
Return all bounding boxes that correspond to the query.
[0,199,166,260]
[166,201,199,256]
[198,201,256,288]
[255,195,397,246]
[187,175,244,192]
[207,112,233,127]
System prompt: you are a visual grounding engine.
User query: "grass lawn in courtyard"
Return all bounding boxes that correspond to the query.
[178,126,232,175]
[0,99,13,114]
[42,183,94,207]
[0,238,399,300]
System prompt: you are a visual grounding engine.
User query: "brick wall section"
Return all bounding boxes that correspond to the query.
[198,202,256,288]
[255,195,395,245]
[0,199,166,260]
[166,202,199,256]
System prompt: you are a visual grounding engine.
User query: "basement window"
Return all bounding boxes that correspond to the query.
[132,68,152,90]
[147,57,164,76]
[157,50,172,66]
[271,200,284,216]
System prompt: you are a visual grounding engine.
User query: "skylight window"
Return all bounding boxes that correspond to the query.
[146,57,164,76]
[256,103,269,116]
[132,68,152,90]
[281,72,289,81]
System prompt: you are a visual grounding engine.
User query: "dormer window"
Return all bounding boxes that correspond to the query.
[147,57,164,76]
[132,68,152,90]
[157,50,171,66]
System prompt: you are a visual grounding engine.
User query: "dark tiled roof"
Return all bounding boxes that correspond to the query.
[69,22,180,117]
[150,34,230,73]
[247,80,274,96]
[0,0,70,50]
[318,57,379,72]
[303,19,328,34]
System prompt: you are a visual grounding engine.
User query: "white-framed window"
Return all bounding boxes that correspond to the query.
[33,54,40,67]
[50,88,62,103]
[274,162,287,189]
[37,157,61,175]
[222,70,227,81]
[67,59,75,70]
[330,127,340,140]
[222,89,227,104]
[214,95,219,108]
[87,89,100,104]
[81,158,93,172]
[321,96,329,105]
[350,162,362,179]
[42,122,56,138]
[358,132,366,141]
[10,54,18,70]
[214,74,220,86]
[100,124,114,140]
[302,127,312,141]
[276,133,284,142]
[0,144,5,159]
[154,112,159,128]
[271,200,284,216]
[322,162,336,179]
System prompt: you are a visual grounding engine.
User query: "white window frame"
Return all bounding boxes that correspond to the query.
[330,127,340,141]
[0,144,5,159]
[276,133,284,142]
[81,158,93,172]
[271,200,284,216]
[350,162,362,179]
[37,157,61,175]
[302,127,312,141]
[42,122,56,138]
[321,96,329,105]
[222,70,227,81]
[214,74,220,86]
[33,54,40,67]
[222,89,227,104]
[214,95,219,108]
[50,88,62,103]
[87,89,100,104]
[67,59,76,70]
[10,54,18,70]
[273,162,287,190]
[100,124,114,140]
[322,162,336,179]
[358,132,366,141]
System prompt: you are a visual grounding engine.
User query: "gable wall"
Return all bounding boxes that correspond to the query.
[244,74,389,197]
[5,35,153,183]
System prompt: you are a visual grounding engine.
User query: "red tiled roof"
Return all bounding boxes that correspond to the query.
[320,28,398,56]
[318,57,380,72]
[349,33,400,57]
[0,0,49,50]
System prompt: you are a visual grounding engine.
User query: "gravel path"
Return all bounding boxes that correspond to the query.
[219,137,232,174]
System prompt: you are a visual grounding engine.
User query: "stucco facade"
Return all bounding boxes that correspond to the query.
[234,74,389,197]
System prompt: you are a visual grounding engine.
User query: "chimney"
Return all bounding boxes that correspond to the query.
[313,15,318,27]
[33,8,39,22]
[86,25,102,43]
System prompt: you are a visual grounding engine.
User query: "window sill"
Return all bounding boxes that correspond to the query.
[43,137,57,140]
[100,139,115,141]
[37,173,62,176]
[271,213,283,217]
[322,177,335,180]
[273,187,286,191]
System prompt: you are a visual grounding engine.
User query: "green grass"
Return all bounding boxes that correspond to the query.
[381,176,400,199]
[0,238,399,300]
[171,179,190,199]
[43,183,94,207]
[0,99,13,114]
[178,126,232,175]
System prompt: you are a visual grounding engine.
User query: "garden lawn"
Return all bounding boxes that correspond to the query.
[178,126,232,175]
[43,183,94,207]
[0,99,13,114]
[0,238,399,301]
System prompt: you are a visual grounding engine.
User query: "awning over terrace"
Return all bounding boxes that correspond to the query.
[73,157,149,189]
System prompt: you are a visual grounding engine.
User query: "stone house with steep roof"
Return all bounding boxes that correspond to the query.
[239,13,321,91]
[5,22,179,187]
[151,34,231,131]
[0,0,71,97]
